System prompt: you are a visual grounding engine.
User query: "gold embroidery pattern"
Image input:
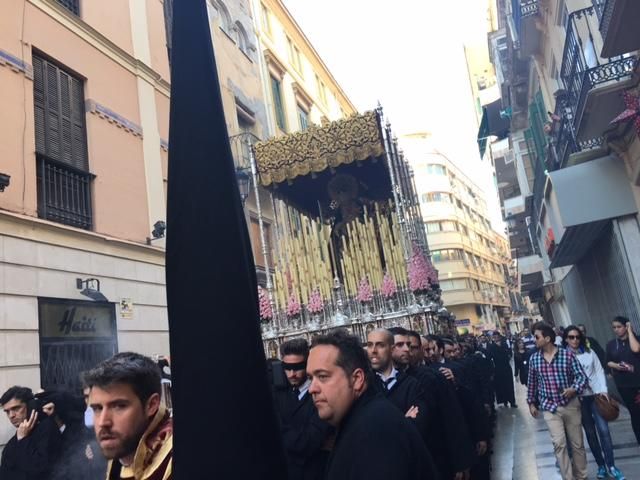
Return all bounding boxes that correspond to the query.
[254,111,384,186]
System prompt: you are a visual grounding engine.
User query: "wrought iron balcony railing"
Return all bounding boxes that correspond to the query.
[36,155,93,230]
[521,0,539,17]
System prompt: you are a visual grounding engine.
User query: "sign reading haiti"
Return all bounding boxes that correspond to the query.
[40,301,115,339]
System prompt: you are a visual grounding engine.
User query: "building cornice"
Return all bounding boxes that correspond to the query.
[292,82,313,110]
[28,0,170,97]
[263,48,287,79]
[0,209,165,265]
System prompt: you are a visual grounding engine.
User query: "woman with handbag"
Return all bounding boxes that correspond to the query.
[564,326,626,480]
[606,316,640,445]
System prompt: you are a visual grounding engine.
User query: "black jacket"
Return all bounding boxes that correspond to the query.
[325,388,440,480]
[273,386,333,480]
[50,423,107,480]
[407,365,475,478]
[0,415,61,480]
[373,371,428,435]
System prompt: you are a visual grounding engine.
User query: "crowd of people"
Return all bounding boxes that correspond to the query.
[1,316,638,480]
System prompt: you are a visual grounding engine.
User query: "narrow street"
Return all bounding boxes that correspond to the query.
[492,382,640,480]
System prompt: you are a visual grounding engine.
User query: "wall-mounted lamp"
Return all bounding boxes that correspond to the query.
[146,221,167,245]
[235,167,251,205]
[76,277,108,302]
[0,173,10,192]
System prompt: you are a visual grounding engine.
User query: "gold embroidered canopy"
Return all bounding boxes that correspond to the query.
[254,110,385,187]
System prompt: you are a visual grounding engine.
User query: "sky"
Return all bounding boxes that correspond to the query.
[282,0,506,231]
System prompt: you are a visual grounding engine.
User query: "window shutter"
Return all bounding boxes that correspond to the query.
[33,56,46,155]
[33,54,88,171]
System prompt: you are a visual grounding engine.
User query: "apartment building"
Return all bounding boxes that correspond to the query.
[402,133,512,333]
[493,0,640,341]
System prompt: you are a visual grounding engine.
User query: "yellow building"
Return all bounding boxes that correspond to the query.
[401,133,512,333]
[253,0,357,134]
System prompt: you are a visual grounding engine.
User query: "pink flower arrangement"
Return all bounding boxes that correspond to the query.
[380,271,397,299]
[286,292,301,318]
[307,288,324,314]
[258,286,273,320]
[356,276,374,303]
[408,243,431,293]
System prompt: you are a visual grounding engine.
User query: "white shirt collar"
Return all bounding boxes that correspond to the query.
[376,367,398,382]
[298,378,311,400]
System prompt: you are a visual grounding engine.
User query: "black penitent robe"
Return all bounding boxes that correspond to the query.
[407,366,475,479]
[325,388,440,480]
[373,371,428,435]
[488,343,516,405]
[273,388,333,480]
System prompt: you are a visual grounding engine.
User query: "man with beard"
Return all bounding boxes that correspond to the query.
[366,329,424,421]
[0,386,61,480]
[84,352,172,480]
[393,329,474,480]
[273,338,333,480]
[307,329,439,480]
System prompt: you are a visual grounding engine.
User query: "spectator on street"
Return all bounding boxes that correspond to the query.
[606,316,640,445]
[0,386,61,480]
[563,326,626,480]
[527,322,588,480]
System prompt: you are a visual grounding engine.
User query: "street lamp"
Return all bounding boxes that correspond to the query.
[235,167,251,205]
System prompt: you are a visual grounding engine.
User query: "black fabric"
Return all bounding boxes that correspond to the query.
[373,371,428,434]
[488,343,516,405]
[165,1,287,478]
[50,424,107,480]
[606,337,640,387]
[324,388,440,480]
[273,388,333,480]
[617,386,640,444]
[0,416,61,480]
[514,349,532,386]
[407,365,475,478]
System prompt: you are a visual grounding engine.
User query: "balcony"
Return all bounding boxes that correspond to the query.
[36,156,93,230]
[593,0,640,58]
[512,0,541,56]
[559,7,638,151]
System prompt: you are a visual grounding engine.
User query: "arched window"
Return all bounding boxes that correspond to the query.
[235,21,250,55]
[216,1,234,37]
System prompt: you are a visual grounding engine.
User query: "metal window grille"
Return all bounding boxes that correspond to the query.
[37,155,93,230]
[56,0,80,15]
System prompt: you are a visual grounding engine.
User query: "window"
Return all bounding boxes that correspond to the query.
[270,75,286,131]
[236,22,251,57]
[424,192,452,203]
[316,75,327,105]
[440,279,470,291]
[33,53,92,230]
[426,222,441,233]
[441,221,458,232]
[297,104,309,131]
[426,164,446,175]
[287,38,303,75]
[260,3,272,34]
[431,249,463,262]
[216,1,234,36]
[56,0,79,15]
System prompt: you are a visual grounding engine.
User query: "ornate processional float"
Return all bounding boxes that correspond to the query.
[245,108,454,356]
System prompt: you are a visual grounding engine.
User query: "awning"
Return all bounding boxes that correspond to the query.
[477,100,511,158]
[549,155,638,268]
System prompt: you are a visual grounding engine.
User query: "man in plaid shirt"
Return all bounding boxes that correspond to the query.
[527,322,588,480]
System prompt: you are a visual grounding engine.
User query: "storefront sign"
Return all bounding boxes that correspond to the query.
[40,301,115,339]
[455,318,471,326]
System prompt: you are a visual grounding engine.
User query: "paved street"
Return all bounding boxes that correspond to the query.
[492,381,640,480]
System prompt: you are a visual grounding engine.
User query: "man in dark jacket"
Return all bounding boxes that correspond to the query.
[366,329,425,423]
[0,386,61,480]
[273,338,333,480]
[307,329,439,480]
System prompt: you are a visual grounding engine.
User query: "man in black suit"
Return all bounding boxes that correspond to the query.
[366,329,424,421]
[273,339,333,480]
[307,329,439,480]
